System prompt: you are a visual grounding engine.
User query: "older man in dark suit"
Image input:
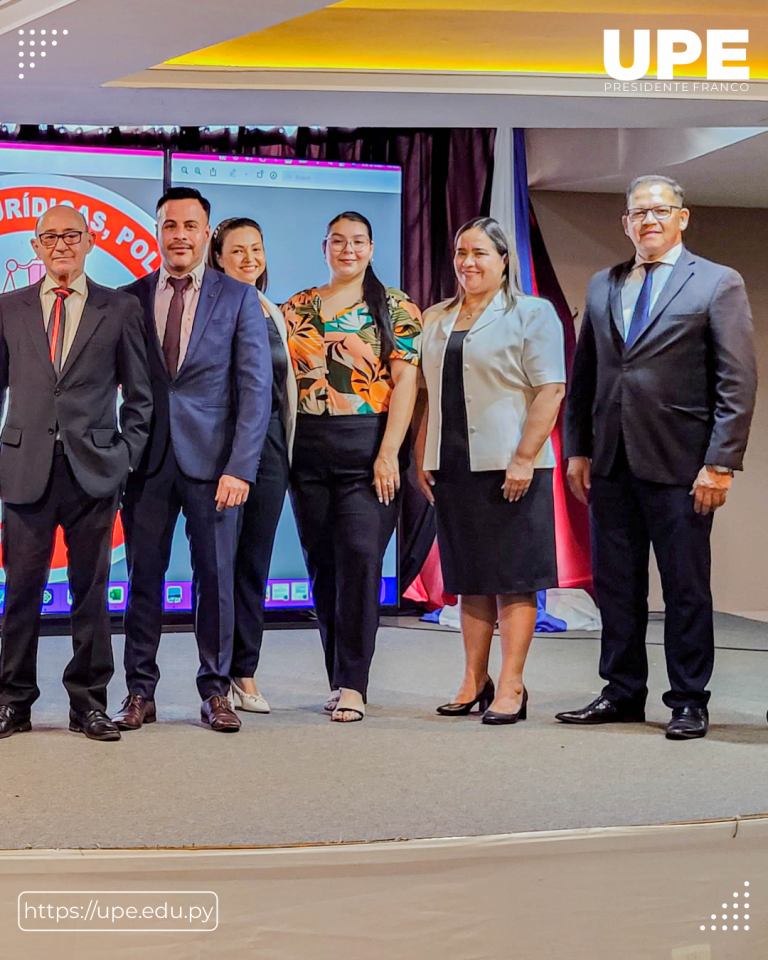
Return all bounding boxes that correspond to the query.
[0,205,152,741]
[558,175,757,740]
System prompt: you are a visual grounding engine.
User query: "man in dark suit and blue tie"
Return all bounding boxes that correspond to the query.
[558,175,757,739]
[113,187,272,733]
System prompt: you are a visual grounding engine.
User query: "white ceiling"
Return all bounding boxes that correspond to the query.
[528,128,768,206]
[3,0,768,128]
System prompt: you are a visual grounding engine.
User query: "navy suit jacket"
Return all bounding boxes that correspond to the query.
[122,267,272,484]
[564,246,757,485]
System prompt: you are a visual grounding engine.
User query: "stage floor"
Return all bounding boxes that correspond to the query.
[3,613,768,849]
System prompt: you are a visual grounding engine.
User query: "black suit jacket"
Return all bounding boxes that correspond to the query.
[0,277,153,504]
[564,247,757,485]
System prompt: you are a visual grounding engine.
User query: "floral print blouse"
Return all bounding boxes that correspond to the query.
[281,287,422,416]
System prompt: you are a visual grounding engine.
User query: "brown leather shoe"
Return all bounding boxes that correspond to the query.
[201,695,241,732]
[112,694,156,730]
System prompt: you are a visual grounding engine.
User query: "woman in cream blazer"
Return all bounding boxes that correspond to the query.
[209,217,298,714]
[416,216,566,726]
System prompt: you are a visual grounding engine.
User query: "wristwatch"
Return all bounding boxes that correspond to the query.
[707,464,734,476]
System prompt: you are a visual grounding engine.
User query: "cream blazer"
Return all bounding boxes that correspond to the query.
[421,291,566,472]
[259,290,298,461]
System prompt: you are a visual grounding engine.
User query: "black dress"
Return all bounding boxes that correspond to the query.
[432,330,558,596]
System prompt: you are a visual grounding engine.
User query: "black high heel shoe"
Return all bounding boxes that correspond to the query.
[481,687,528,725]
[436,678,495,716]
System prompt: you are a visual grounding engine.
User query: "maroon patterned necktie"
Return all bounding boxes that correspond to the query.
[48,287,73,375]
[162,276,192,375]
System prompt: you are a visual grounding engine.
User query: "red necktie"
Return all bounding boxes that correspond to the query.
[48,287,72,375]
[163,276,192,376]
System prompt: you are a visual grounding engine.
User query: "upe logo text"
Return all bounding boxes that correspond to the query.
[603,30,749,81]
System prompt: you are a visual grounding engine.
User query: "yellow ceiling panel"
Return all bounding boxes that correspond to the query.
[331,0,768,10]
[164,3,768,78]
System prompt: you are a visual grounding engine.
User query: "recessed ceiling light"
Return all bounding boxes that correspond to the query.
[62,29,68,35]
[52,40,57,46]
[30,61,35,67]
[52,29,57,35]
[41,51,46,57]
[41,29,46,35]
[29,29,35,35]
[18,73,24,79]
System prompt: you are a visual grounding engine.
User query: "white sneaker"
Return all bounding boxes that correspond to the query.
[230,679,270,713]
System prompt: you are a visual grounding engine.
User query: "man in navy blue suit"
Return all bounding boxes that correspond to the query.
[113,187,272,733]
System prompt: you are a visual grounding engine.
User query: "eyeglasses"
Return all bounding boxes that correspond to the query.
[37,230,85,247]
[326,235,371,253]
[625,206,682,223]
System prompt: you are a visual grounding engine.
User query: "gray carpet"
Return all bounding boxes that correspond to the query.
[3,613,768,849]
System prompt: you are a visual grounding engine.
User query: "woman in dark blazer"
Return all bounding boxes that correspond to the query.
[209,217,298,714]
[416,217,566,725]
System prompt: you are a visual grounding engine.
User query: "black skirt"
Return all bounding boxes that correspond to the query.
[432,329,558,596]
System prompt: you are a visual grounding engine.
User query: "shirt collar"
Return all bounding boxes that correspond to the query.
[41,272,88,296]
[634,242,683,269]
[158,259,206,292]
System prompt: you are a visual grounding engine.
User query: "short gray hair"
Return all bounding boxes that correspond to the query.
[36,204,89,234]
[625,175,685,208]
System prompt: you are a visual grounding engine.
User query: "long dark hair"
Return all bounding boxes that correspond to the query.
[208,217,269,292]
[325,211,396,363]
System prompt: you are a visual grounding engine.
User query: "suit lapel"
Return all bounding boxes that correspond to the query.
[608,259,633,346]
[438,301,461,340]
[469,292,506,334]
[135,271,166,373]
[626,247,695,354]
[177,268,221,377]
[58,280,107,380]
[19,280,56,381]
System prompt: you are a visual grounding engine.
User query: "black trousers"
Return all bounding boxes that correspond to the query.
[121,445,240,701]
[590,440,715,709]
[290,415,400,698]
[0,447,118,714]
[231,414,289,677]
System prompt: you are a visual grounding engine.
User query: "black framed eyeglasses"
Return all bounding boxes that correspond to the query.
[37,230,85,248]
[625,205,682,223]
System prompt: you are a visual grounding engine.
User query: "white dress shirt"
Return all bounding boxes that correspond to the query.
[620,241,683,339]
[40,271,89,363]
[153,260,206,368]
[421,291,566,472]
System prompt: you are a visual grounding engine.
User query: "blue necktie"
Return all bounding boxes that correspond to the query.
[625,262,660,348]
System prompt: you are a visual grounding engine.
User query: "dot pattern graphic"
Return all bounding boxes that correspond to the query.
[17,26,67,79]
[702,883,753,933]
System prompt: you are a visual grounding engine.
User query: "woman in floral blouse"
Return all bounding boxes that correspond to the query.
[282,211,422,722]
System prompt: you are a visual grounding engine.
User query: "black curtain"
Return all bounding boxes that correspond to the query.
[0,124,497,595]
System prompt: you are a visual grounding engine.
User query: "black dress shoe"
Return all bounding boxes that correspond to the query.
[482,687,528,725]
[0,704,31,739]
[555,695,645,725]
[666,705,708,740]
[436,678,495,716]
[69,710,122,741]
